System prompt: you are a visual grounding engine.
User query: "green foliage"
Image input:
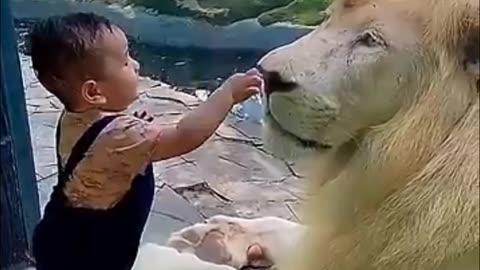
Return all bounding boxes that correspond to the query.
[110,0,212,18]
[98,0,331,26]
[198,0,293,25]
[258,0,331,26]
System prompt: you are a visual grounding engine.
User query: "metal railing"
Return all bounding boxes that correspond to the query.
[1,0,41,269]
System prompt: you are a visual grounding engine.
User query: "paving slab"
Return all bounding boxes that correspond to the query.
[143,184,204,245]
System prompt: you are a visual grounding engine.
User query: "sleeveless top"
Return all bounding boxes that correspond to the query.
[33,115,155,270]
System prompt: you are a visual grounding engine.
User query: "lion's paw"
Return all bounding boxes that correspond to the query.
[166,215,290,269]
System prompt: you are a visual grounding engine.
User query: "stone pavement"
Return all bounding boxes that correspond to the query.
[21,54,304,248]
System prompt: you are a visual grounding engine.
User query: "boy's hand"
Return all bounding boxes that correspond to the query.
[221,68,263,104]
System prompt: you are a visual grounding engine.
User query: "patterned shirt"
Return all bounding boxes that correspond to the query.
[58,110,161,209]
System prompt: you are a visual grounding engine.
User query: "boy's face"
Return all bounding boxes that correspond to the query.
[83,26,139,112]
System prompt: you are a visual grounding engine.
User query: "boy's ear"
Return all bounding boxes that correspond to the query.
[81,80,106,105]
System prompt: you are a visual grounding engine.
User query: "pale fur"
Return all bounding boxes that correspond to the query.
[165,215,305,269]
[159,1,479,270]
[278,0,480,270]
[132,243,236,270]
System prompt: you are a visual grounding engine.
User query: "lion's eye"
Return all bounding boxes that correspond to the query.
[356,30,386,48]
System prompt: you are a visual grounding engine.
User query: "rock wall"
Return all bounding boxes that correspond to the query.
[12,0,312,50]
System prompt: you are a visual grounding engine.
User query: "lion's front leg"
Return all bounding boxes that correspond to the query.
[133,243,236,270]
[166,215,304,269]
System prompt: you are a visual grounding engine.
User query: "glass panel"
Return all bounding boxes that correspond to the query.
[10,1,330,268]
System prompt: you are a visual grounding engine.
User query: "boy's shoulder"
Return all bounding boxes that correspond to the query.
[61,111,161,150]
[101,113,159,139]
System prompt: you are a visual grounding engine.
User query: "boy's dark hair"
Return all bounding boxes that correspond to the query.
[29,12,113,105]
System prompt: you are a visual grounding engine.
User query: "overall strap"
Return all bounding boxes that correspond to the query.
[56,114,121,183]
[55,112,65,176]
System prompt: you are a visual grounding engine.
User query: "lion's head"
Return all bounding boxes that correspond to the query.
[258,0,479,164]
[258,1,479,268]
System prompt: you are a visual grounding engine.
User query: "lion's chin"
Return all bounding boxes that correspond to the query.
[262,116,331,161]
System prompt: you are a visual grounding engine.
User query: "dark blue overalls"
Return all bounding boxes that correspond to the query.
[33,115,155,270]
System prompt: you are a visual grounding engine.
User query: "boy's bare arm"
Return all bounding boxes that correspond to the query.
[150,69,262,161]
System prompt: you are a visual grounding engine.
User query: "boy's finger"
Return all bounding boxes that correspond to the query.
[247,243,266,263]
[246,68,262,77]
[246,86,260,95]
[246,75,264,87]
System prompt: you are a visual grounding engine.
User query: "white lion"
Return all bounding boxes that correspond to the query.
[135,0,479,269]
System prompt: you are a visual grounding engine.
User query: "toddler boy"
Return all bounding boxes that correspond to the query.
[29,12,262,270]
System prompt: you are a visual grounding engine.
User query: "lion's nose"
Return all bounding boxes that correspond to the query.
[257,65,297,96]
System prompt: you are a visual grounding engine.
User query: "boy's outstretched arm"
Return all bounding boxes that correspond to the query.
[150,69,262,161]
